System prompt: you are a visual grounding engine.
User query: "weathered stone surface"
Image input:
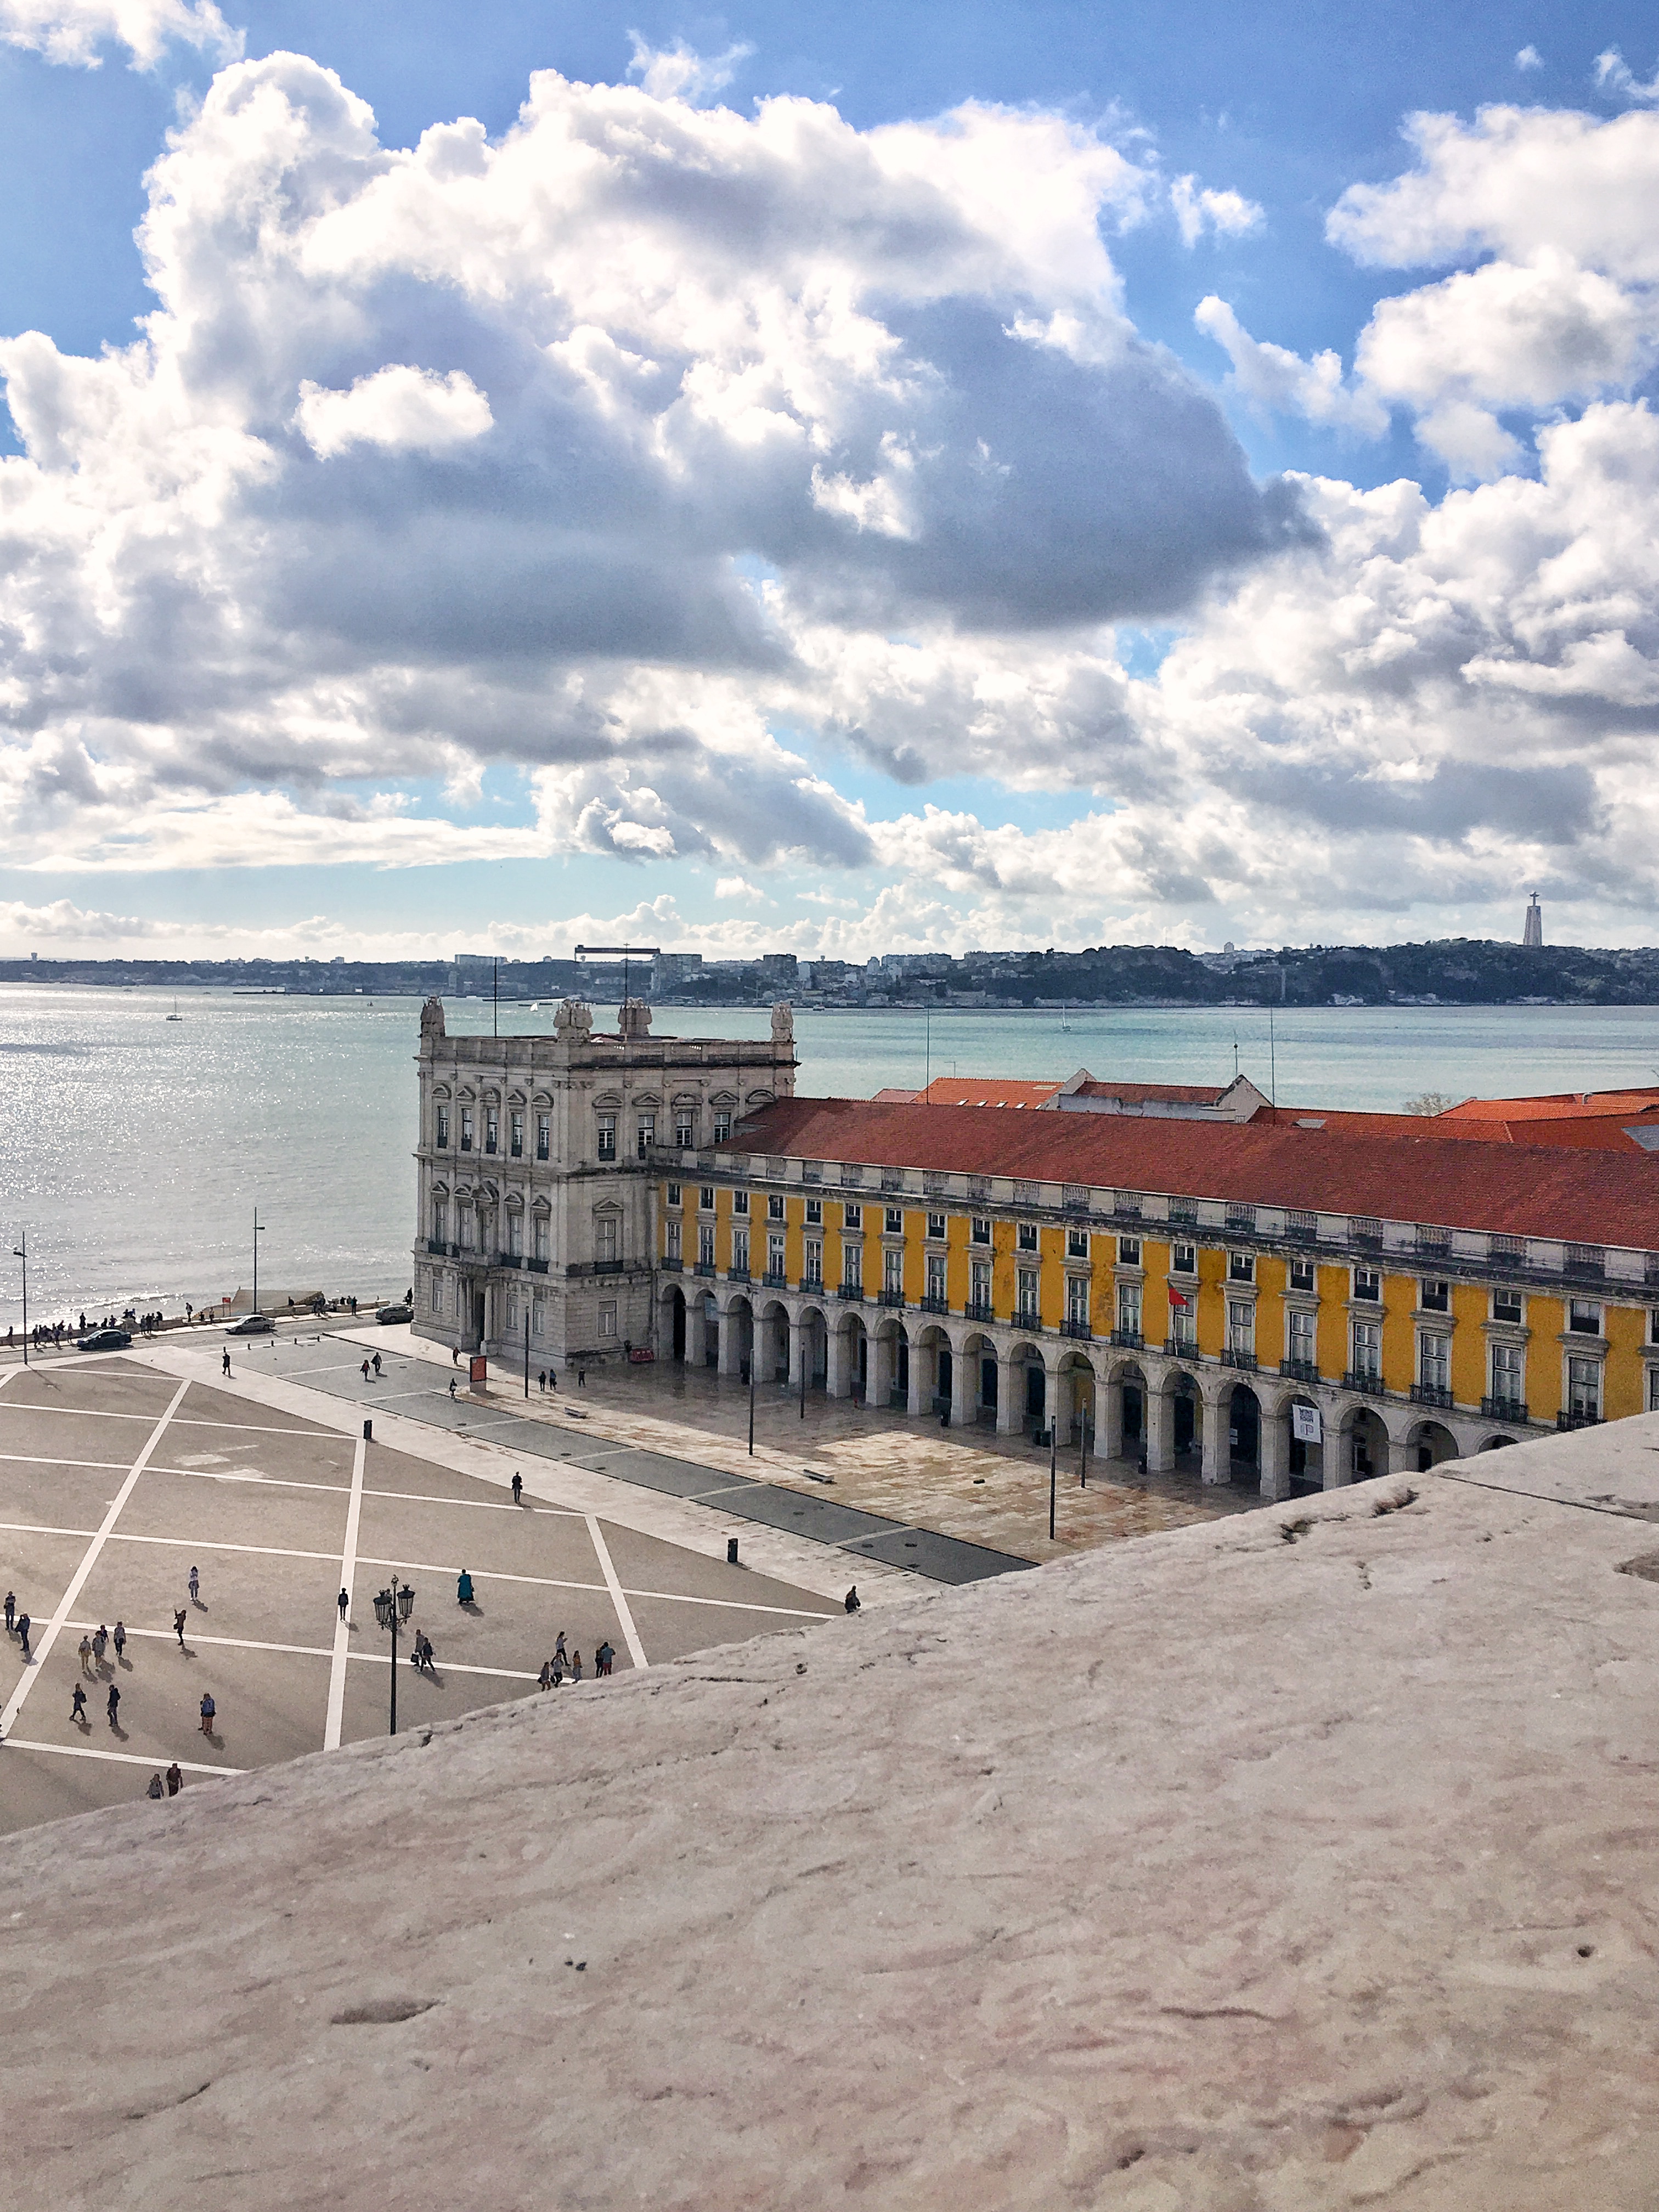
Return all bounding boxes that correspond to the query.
[7,1419,1659,2208]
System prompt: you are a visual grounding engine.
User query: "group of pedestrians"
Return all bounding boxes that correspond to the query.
[4,1589,31,1660]
[535,1633,615,1689]
[144,1765,184,1798]
[359,1352,383,1383]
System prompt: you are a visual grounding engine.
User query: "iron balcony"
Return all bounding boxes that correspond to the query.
[1481,1395,1528,1422]
[1410,1382,1454,1408]
[1060,1317,1093,1340]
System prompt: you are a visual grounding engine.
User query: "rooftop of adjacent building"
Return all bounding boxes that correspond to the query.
[720,1094,1659,1248]
[12,1416,1659,2205]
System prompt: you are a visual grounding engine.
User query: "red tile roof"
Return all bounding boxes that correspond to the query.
[1255,1105,1650,1153]
[918,1076,1062,1107]
[1073,1078,1229,1104]
[723,1097,1659,1248]
[1443,1088,1659,1122]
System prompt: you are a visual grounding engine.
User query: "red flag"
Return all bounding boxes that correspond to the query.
[1168,1286,1193,1311]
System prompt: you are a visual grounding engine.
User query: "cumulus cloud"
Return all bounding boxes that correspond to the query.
[0,0,240,68]
[0,49,1298,888]
[1170,175,1263,248]
[1594,49,1659,104]
[626,31,752,105]
[294,365,493,458]
[1195,295,1387,435]
[1516,45,1543,72]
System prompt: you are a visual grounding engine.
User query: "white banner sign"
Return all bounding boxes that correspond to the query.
[1291,1403,1323,1444]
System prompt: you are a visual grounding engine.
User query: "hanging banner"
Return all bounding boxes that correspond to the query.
[1291,1402,1323,1444]
[1168,1287,1193,1310]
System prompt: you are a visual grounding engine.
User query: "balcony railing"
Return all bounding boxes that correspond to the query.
[425,1238,448,1256]
[1110,1327,1143,1350]
[659,1257,682,1273]
[726,1268,752,1284]
[965,1299,996,1323]
[593,1259,624,1276]
[527,1257,549,1274]
[761,1269,788,1288]
[919,1294,949,1315]
[1342,1368,1384,1396]
[1060,1317,1093,1340]
[693,1261,716,1278]
[1221,1347,1258,1370]
[496,1253,523,1271]
[837,1284,865,1302]
[1410,1381,1453,1408]
[1279,1357,1321,1384]
[1558,1408,1602,1430]
[1481,1395,1528,1423]
[877,1289,906,1309]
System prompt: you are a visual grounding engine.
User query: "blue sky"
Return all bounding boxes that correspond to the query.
[2,0,1659,958]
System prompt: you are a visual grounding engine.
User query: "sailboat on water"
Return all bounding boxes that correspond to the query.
[166,997,184,1022]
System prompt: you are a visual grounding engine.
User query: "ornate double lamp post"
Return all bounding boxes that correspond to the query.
[373,1579,416,1735]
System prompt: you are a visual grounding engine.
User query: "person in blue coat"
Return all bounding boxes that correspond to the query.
[456,1570,474,1606]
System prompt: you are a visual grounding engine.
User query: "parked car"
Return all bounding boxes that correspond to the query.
[376,1304,413,1325]
[77,1328,132,1351]
[224,1313,274,1336]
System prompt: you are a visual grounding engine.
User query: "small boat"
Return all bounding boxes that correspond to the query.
[166,997,184,1022]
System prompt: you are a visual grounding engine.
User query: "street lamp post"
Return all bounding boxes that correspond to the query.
[1049,1420,1058,1542]
[12,1229,27,1365]
[373,1579,416,1734]
[252,1211,264,1318]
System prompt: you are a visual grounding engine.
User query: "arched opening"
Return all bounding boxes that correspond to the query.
[668,1285,686,1362]
[1059,1355,1097,1447]
[1166,1369,1201,1462]
[1344,1404,1389,1485]
[1479,1432,1517,1452]
[701,1291,719,1367]
[843,1315,869,1402]
[1409,1419,1459,1472]
[1286,1395,1324,1491]
[798,1306,828,1391]
[758,1300,790,1385]
[1228,1383,1260,1480]
[1115,1362,1146,1454]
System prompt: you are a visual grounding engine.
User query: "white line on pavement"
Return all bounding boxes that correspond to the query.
[324,1435,366,1751]
[586,1515,648,1670]
[0,1401,343,1440]
[3,1736,240,1777]
[60,1619,538,1683]
[0,1377,190,1742]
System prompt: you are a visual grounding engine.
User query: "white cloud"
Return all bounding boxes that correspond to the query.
[1170,174,1263,248]
[1515,46,1543,72]
[0,0,240,68]
[625,32,752,105]
[1195,295,1387,435]
[295,365,493,458]
[713,874,768,902]
[1594,49,1659,104]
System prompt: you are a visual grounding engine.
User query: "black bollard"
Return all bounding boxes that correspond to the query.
[363,1418,373,1442]
[727,1537,739,1565]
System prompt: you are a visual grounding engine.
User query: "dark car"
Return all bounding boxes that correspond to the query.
[224,1313,275,1336]
[376,1304,413,1325]
[77,1328,132,1351]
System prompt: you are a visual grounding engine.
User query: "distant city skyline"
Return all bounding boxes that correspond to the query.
[2,3,1658,958]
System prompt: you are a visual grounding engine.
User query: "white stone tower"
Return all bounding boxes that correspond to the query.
[1522,894,1543,948]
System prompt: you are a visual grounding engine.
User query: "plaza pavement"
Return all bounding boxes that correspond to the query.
[0,1346,858,1835]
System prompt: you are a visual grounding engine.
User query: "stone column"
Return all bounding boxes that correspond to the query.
[1258,1402,1291,1501]
[826,1320,852,1400]
[907,1337,928,1418]
[686,1297,708,1370]
[1145,1386,1175,1477]
[1099,1374,1123,1460]
[1324,1419,1353,1488]
[870,1330,895,1408]
[1200,1390,1230,1485]
[788,1311,806,1389]
[951,1338,974,1428]
[1387,1436,1417,1476]
[716,1302,743,1378]
[996,1355,1023,1436]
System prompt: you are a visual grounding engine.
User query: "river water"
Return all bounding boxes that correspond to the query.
[3,986,1656,1324]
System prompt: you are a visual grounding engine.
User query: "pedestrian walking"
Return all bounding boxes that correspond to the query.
[538,1659,552,1691]
[554,1630,567,1669]
[146,1773,164,1799]
[166,1762,182,1797]
[371,1352,382,1378]
[451,1345,460,1366]
[537,1369,546,1393]
[188,1565,200,1604]
[844,1585,861,1613]
[112,1620,126,1663]
[511,1472,523,1505]
[548,1369,557,1391]
[173,1607,188,1647]
[551,1654,564,1687]
[222,1350,231,1376]
[199,1691,216,1736]
[3,1590,13,1633]
[360,1359,371,1384]
[420,1632,436,1675]
[337,1587,349,1621]
[577,1364,586,1387]
[71,1684,87,1725]
[93,1624,108,1666]
[106,1682,121,1727]
[570,1651,584,1683]
[16,1613,29,1660]
[448,1376,458,1400]
[596,1640,614,1677]
[79,1634,94,1674]
[456,1570,474,1606]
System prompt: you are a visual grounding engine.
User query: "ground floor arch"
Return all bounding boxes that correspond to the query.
[1407,1418,1459,1471]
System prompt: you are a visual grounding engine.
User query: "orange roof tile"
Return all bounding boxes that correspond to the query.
[1442,1088,1659,1121]
[917,1076,1062,1107]
[723,1098,1659,1249]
